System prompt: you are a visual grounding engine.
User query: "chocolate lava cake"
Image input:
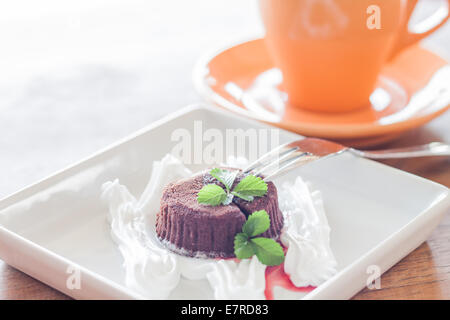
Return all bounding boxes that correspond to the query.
[156,169,283,258]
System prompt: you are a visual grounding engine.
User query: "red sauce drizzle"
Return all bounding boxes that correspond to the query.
[264,263,315,300]
[221,248,315,299]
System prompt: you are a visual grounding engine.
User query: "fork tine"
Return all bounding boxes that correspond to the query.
[244,137,348,180]
[243,143,297,173]
[263,153,320,181]
[252,151,308,177]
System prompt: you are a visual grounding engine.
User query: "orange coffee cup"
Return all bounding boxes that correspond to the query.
[259,0,450,112]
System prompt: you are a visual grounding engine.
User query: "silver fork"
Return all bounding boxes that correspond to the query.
[243,138,450,180]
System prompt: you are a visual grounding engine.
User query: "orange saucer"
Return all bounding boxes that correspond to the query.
[193,38,450,147]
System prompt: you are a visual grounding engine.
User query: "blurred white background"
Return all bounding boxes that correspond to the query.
[0,0,449,198]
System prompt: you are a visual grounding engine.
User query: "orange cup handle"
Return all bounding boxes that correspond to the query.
[389,0,450,60]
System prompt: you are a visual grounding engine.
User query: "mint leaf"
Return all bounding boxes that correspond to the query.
[234,232,255,259]
[232,175,268,198]
[231,191,253,202]
[210,168,238,192]
[250,237,285,266]
[222,193,234,205]
[233,209,285,266]
[197,184,227,206]
[242,210,270,237]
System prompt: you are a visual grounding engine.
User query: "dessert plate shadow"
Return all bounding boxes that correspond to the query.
[0,105,448,299]
[193,38,450,147]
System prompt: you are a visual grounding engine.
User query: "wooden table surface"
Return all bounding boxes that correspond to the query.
[0,0,449,300]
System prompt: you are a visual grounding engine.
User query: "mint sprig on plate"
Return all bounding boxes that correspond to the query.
[197,168,268,206]
[234,210,285,266]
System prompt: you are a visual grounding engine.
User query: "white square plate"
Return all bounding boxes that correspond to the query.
[0,105,448,299]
